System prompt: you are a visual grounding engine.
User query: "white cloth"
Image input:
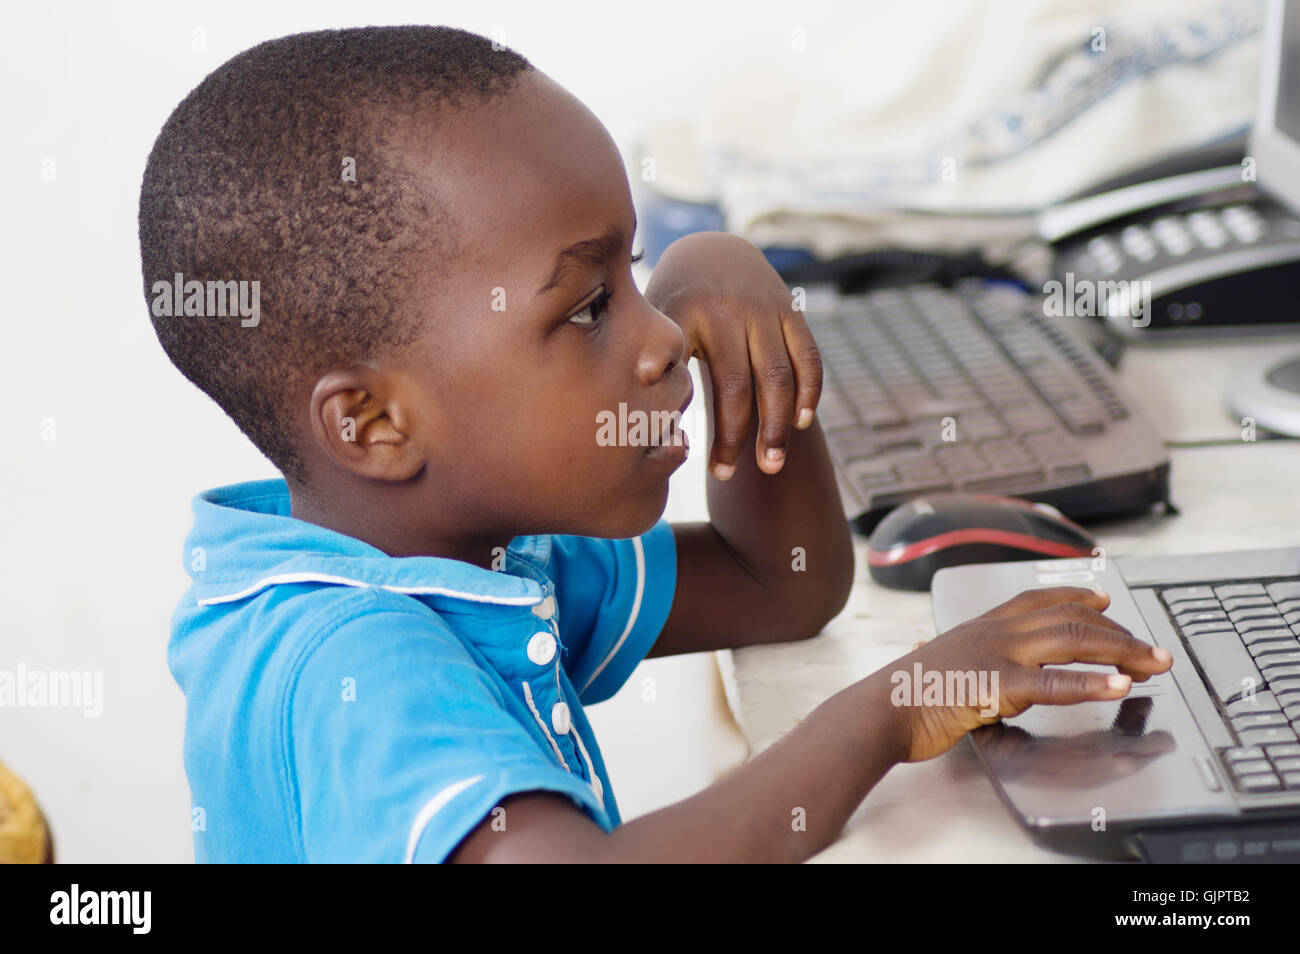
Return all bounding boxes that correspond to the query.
[641,0,1263,262]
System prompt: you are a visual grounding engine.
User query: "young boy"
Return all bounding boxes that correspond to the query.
[139,26,1172,863]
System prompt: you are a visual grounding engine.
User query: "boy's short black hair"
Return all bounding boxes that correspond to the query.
[138,26,534,482]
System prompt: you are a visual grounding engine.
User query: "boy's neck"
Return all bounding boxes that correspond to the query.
[286,481,509,571]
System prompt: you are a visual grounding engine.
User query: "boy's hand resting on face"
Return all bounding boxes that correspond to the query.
[644,231,821,480]
[890,585,1174,762]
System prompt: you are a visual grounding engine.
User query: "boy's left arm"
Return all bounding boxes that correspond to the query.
[644,232,855,657]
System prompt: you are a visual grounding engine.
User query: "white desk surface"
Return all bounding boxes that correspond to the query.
[713,333,1300,863]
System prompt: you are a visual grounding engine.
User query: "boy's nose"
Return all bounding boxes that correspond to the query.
[636,304,686,386]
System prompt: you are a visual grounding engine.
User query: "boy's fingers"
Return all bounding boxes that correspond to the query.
[1015,622,1170,673]
[981,586,1109,620]
[705,353,753,481]
[747,324,797,474]
[1004,602,1131,636]
[779,310,823,429]
[1024,667,1132,706]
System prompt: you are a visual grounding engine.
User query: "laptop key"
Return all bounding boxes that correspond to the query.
[1188,633,1264,703]
[1232,712,1292,732]
[1283,772,1300,789]
[1242,628,1297,646]
[1261,664,1300,680]
[1167,598,1225,615]
[1222,596,1276,612]
[1230,607,1285,624]
[1266,582,1300,602]
[1237,617,1290,634]
[1183,622,1238,638]
[1265,743,1300,758]
[1229,758,1275,776]
[1226,692,1280,716]
[1216,584,1268,599]
[1269,677,1300,697]
[1177,610,1229,626]
[1223,746,1267,762]
[1273,757,1300,773]
[1238,726,1298,746]
[1239,773,1283,793]
[1162,586,1217,605]
[1248,640,1300,659]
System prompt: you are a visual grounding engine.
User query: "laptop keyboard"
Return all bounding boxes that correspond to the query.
[1160,580,1300,793]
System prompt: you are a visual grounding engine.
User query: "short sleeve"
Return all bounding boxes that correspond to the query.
[288,595,607,863]
[544,519,677,706]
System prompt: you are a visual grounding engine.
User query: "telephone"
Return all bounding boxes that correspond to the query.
[1041,158,1300,341]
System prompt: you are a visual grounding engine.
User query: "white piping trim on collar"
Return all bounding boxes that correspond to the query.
[522,681,569,771]
[403,773,484,863]
[567,717,605,807]
[580,536,646,694]
[194,571,542,607]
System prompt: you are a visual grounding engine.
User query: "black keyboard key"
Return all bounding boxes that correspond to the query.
[1187,633,1264,703]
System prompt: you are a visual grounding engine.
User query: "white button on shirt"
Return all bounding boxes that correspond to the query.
[551,701,571,735]
[526,631,556,666]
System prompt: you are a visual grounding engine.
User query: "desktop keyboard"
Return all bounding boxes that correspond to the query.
[1159,580,1300,794]
[804,280,1170,531]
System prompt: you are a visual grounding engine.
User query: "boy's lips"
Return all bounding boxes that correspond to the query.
[645,385,693,469]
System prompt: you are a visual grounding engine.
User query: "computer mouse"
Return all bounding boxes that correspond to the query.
[866,492,1097,591]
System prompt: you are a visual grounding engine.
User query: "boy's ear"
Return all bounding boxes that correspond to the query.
[308,368,425,481]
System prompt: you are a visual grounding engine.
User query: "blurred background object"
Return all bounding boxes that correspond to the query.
[0,760,54,864]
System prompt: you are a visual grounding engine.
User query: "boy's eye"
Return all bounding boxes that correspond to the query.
[565,253,643,327]
[568,287,613,326]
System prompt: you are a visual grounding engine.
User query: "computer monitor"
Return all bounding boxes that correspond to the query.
[1251,0,1300,216]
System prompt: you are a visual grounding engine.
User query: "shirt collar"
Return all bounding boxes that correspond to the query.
[185,478,550,608]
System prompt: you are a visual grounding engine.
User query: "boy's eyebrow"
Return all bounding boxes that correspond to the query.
[534,222,630,297]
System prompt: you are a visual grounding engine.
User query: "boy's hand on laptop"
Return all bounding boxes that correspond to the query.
[644,231,820,478]
[889,586,1173,762]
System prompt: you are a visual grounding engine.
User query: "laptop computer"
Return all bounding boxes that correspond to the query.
[930,0,1300,863]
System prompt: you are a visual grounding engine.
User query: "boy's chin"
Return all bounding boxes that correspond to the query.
[585,484,670,540]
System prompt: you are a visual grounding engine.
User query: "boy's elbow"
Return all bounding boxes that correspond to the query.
[784,536,855,641]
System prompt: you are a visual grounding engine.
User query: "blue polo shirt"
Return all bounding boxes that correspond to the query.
[167,479,677,863]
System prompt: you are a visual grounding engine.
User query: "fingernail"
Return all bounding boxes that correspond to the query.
[712,461,735,481]
[1152,647,1172,663]
[796,408,813,429]
[1107,674,1131,691]
[765,448,784,465]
